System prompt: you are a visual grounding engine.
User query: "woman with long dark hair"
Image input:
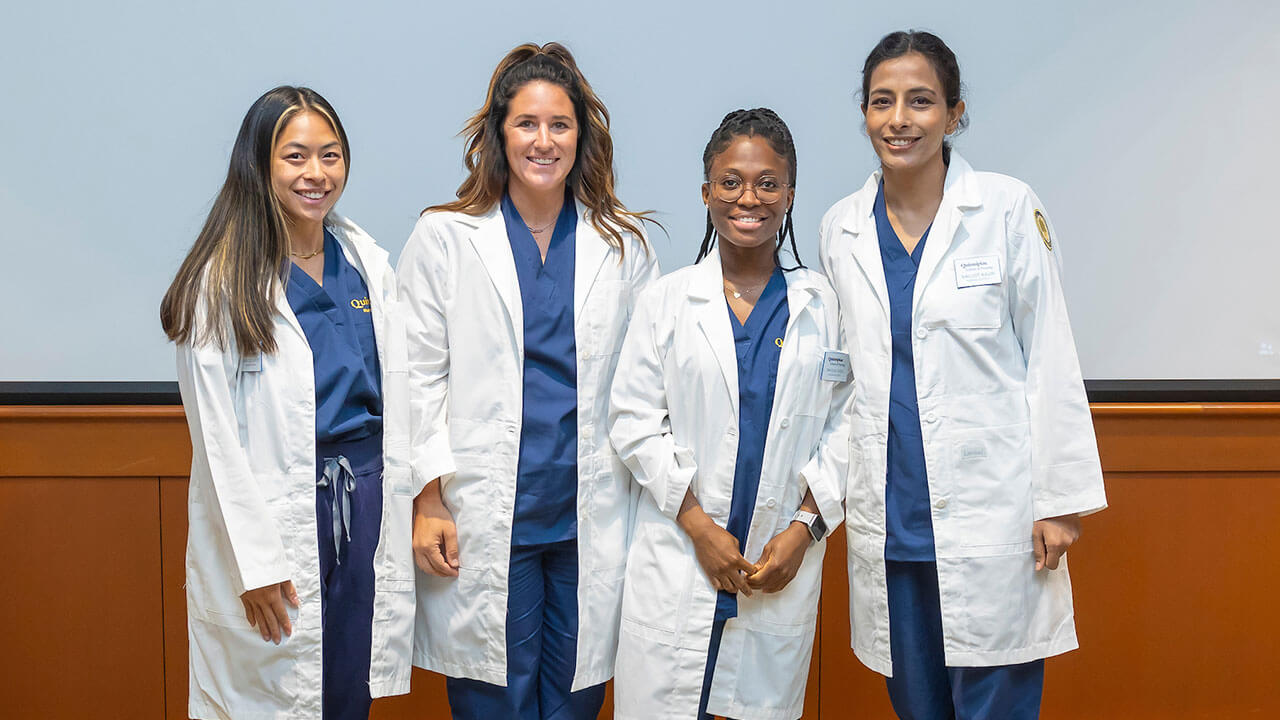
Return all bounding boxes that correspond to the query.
[608,108,849,720]
[820,31,1107,719]
[161,86,414,720]
[398,42,659,719]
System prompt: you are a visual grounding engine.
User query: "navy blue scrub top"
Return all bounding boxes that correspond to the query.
[502,192,580,546]
[716,267,789,620]
[285,229,383,444]
[875,181,936,561]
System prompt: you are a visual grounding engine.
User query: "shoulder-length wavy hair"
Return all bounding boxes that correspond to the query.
[160,86,349,354]
[428,42,652,254]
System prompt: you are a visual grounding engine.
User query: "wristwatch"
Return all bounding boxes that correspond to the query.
[791,510,827,543]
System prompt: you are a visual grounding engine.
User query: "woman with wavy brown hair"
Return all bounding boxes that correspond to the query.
[397,42,659,719]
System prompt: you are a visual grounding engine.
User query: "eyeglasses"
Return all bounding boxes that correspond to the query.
[705,175,791,204]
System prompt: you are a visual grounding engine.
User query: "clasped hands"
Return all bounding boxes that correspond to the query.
[677,502,810,596]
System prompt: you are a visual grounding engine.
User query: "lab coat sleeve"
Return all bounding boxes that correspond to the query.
[1007,186,1107,520]
[608,288,697,520]
[397,216,457,497]
[797,307,853,538]
[176,317,289,597]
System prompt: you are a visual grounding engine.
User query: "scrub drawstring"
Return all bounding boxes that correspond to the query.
[319,455,356,563]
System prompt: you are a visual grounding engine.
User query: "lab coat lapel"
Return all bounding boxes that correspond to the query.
[574,206,611,322]
[690,253,739,417]
[913,155,983,310]
[467,207,524,350]
[840,172,890,321]
[328,215,390,361]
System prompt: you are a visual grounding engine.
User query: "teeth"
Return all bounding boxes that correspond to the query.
[887,138,915,147]
[530,158,555,165]
[735,217,763,224]
[300,191,325,199]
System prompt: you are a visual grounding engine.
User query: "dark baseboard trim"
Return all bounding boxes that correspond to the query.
[0,382,182,405]
[2,379,1279,405]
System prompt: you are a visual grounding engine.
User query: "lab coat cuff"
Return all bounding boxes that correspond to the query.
[235,560,291,597]
[661,445,697,521]
[1033,461,1108,520]
[412,438,457,497]
[800,462,845,538]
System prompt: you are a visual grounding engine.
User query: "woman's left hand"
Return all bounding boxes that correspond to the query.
[747,522,811,593]
[1032,514,1081,571]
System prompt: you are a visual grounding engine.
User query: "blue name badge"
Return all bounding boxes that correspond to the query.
[821,351,850,382]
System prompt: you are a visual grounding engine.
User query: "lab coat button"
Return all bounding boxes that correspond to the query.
[915,328,927,339]
[780,418,791,429]
[934,498,948,509]
[765,497,777,509]
[925,412,938,423]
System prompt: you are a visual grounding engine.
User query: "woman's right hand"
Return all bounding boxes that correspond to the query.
[240,580,299,644]
[678,498,756,597]
[413,479,460,577]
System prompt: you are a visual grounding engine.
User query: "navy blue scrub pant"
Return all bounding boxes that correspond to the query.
[447,538,606,720]
[885,560,1044,720]
[316,433,383,720]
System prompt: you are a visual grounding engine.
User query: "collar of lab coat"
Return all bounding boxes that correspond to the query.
[454,197,615,357]
[836,153,984,318]
[270,212,388,348]
[686,249,825,416]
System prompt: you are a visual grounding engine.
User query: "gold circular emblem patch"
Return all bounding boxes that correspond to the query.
[1034,210,1052,251]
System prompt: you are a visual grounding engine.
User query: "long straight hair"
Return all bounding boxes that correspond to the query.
[160,86,349,353]
[428,42,652,255]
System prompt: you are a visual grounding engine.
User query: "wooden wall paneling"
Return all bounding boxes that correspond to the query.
[0,475,166,718]
[160,476,189,720]
[4,403,1280,719]
[1042,470,1280,718]
[0,406,191,478]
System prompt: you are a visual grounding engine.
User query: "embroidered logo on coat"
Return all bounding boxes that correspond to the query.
[1034,210,1053,251]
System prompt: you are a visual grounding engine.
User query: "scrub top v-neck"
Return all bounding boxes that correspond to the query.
[716,266,789,620]
[502,192,580,547]
[285,228,383,444]
[875,180,936,561]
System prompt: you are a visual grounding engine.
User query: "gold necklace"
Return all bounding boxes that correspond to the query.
[525,219,556,234]
[291,247,323,260]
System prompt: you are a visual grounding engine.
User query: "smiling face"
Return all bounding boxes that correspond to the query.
[702,134,794,254]
[503,80,579,198]
[270,110,346,231]
[863,52,965,174]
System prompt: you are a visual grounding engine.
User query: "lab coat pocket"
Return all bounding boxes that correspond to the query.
[847,436,885,539]
[750,538,825,634]
[189,610,300,708]
[584,462,629,577]
[949,423,1034,551]
[620,519,692,637]
[935,281,1004,329]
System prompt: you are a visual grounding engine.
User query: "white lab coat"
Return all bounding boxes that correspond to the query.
[818,154,1107,674]
[176,215,415,720]
[398,203,659,689]
[608,255,850,720]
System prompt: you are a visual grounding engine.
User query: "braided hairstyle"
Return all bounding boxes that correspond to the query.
[695,108,803,268]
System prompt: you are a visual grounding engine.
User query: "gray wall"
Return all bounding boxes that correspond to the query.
[2,0,1277,380]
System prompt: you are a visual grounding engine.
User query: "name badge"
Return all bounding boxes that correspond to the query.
[240,354,262,373]
[821,351,850,382]
[954,254,1002,288]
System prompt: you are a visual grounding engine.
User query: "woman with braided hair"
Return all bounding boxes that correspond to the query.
[609,108,851,719]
